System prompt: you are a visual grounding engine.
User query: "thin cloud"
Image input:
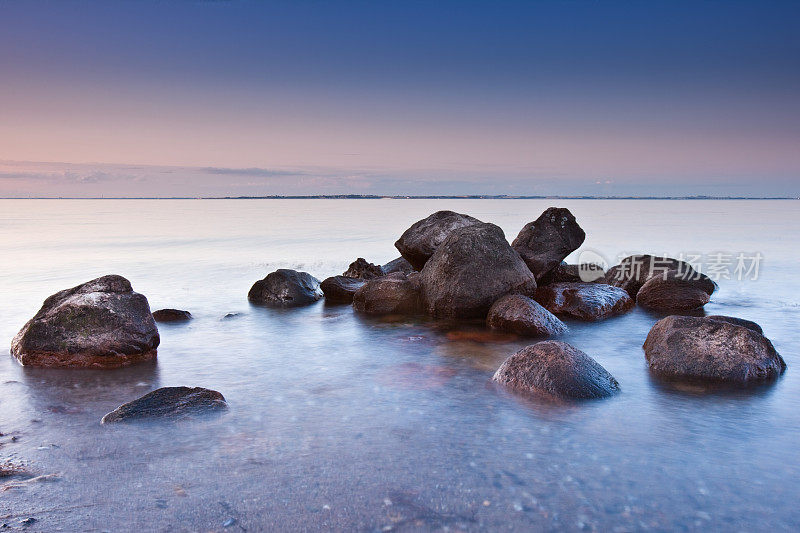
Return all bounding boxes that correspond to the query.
[201,167,308,178]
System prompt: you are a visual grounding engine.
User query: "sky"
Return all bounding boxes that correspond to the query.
[0,0,798,197]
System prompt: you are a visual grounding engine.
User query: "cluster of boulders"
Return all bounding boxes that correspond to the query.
[7,207,786,411]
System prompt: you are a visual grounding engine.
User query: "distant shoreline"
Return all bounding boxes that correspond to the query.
[0,195,797,200]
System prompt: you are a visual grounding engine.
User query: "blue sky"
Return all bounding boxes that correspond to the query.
[0,0,798,197]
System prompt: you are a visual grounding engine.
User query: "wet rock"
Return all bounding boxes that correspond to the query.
[343,258,384,280]
[604,255,708,298]
[535,282,634,321]
[381,256,415,275]
[101,386,228,423]
[706,315,763,335]
[511,207,586,281]
[643,315,785,384]
[539,262,606,285]
[320,276,366,304]
[636,270,715,311]
[10,275,160,369]
[248,269,323,307]
[419,223,537,319]
[152,309,192,322]
[353,272,420,315]
[492,341,620,399]
[394,210,483,270]
[487,294,567,337]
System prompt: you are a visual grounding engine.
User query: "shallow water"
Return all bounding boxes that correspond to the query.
[0,199,798,532]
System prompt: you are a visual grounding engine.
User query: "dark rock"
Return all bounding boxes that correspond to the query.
[535,282,634,321]
[101,386,228,423]
[353,272,420,315]
[487,294,567,337]
[511,208,586,281]
[539,262,606,285]
[636,270,715,311]
[248,269,322,307]
[492,341,619,399]
[343,258,384,280]
[10,275,160,369]
[706,315,763,335]
[321,276,366,304]
[643,315,785,384]
[152,309,192,322]
[604,255,711,298]
[419,223,537,319]
[381,256,415,275]
[394,210,483,270]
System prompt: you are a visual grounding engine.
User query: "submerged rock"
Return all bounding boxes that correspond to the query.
[11,275,160,369]
[101,386,228,423]
[487,294,567,337]
[343,258,384,280]
[152,309,192,322]
[352,272,420,315]
[419,223,537,319]
[321,275,366,304]
[535,282,633,321]
[643,315,785,384]
[394,210,483,270]
[511,207,586,281]
[381,256,415,275]
[492,341,619,400]
[248,269,323,307]
[636,270,715,311]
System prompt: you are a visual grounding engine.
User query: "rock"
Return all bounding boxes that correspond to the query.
[394,210,483,270]
[320,276,366,304]
[248,269,323,307]
[10,275,160,369]
[492,341,619,399]
[538,262,606,285]
[152,309,192,322]
[534,282,634,321]
[604,255,708,298]
[101,386,227,423]
[352,272,420,315]
[343,258,384,280]
[636,270,715,311]
[487,294,567,337]
[706,315,763,335]
[643,315,785,384]
[511,207,586,281]
[381,256,415,275]
[419,223,537,319]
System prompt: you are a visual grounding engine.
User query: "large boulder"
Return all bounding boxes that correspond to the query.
[636,270,715,312]
[487,294,567,337]
[419,223,537,319]
[535,282,634,321]
[10,275,159,369]
[101,387,228,424]
[352,272,420,315]
[643,315,785,384]
[604,255,708,298]
[248,269,323,307]
[320,276,366,304]
[152,309,192,323]
[394,210,482,270]
[492,341,619,400]
[343,258,384,280]
[381,256,415,276]
[511,207,586,281]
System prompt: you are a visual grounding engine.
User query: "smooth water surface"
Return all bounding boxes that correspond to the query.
[0,199,798,532]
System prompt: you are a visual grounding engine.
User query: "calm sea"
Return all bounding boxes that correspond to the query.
[0,199,798,531]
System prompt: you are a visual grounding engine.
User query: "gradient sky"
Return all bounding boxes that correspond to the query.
[1,0,798,197]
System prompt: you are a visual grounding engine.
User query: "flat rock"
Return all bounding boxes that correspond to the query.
[492,341,619,399]
[394,210,483,270]
[643,315,785,384]
[487,294,567,337]
[248,269,323,307]
[535,282,634,321]
[152,309,192,322]
[511,207,586,281]
[101,386,228,423]
[352,272,420,315]
[419,223,537,319]
[11,275,160,368]
[636,270,715,311]
[343,258,384,279]
[321,276,366,304]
